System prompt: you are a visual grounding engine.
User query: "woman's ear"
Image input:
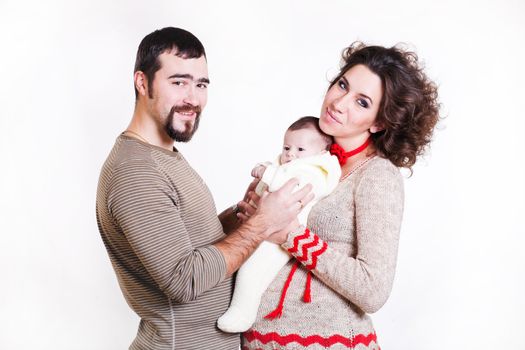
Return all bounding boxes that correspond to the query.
[370,123,384,134]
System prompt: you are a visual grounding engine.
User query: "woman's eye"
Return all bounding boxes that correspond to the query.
[338,79,347,90]
[357,99,369,108]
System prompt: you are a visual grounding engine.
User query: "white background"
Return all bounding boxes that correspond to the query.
[1,0,524,349]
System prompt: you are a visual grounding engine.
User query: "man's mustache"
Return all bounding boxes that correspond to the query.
[172,104,202,114]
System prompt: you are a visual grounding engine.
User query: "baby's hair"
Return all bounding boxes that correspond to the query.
[287,116,333,151]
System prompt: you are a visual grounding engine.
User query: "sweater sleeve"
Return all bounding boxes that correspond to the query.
[282,163,404,313]
[107,161,227,303]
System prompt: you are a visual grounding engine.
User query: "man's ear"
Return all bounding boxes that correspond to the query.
[134,71,148,97]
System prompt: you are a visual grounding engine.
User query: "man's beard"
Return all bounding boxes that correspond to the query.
[164,104,201,142]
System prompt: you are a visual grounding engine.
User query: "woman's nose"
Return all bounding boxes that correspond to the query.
[331,93,350,113]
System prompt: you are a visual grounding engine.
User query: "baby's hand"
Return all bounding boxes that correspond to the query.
[251,164,267,179]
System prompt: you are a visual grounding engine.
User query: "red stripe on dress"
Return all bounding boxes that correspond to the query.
[243,330,378,348]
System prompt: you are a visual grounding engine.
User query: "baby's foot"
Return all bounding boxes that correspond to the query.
[217,305,256,333]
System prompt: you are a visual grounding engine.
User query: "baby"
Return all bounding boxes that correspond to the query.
[217,116,341,333]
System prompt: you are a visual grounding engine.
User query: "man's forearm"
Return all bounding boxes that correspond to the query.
[215,178,312,277]
[214,216,270,276]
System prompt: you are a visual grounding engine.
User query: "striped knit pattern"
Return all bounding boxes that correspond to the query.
[243,156,403,350]
[243,330,379,349]
[96,135,239,350]
[285,228,328,270]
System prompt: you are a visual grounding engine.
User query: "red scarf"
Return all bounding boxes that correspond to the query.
[330,137,371,166]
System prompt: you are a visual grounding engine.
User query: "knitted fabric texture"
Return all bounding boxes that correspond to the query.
[257,152,341,230]
[286,228,328,270]
[218,153,341,333]
[243,156,404,350]
[97,135,238,350]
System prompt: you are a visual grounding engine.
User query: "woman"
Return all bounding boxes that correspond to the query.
[242,42,440,349]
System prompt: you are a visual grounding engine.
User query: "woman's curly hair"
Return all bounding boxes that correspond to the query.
[329,42,441,172]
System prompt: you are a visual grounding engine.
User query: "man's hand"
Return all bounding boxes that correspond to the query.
[215,178,313,277]
[236,190,259,222]
[233,178,260,222]
[267,219,302,245]
[248,178,314,239]
[242,178,259,202]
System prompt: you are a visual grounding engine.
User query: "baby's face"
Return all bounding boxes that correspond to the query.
[280,128,327,164]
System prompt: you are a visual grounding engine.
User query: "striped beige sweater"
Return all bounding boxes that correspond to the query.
[243,156,404,350]
[96,135,239,350]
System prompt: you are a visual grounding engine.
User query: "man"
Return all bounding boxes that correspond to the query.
[96,27,312,350]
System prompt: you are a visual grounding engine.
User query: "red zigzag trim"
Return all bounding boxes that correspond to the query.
[305,241,327,270]
[296,234,320,262]
[287,229,328,270]
[244,330,378,348]
[288,229,310,254]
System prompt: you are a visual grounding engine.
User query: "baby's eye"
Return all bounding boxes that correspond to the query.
[283,146,290,151]
[357,98,369,108]
[298,147,306,152]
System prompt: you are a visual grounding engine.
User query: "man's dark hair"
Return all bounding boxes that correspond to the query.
[288,116,333,151]
[134,27,206,98]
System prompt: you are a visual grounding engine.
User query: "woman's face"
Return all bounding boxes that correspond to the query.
[319,64,383,142]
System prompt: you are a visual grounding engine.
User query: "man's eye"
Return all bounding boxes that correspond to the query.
[357,99,369,108]
[173,81,184,86]
[197,83,208,89]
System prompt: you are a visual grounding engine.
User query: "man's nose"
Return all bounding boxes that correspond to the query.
[183,85,198,106]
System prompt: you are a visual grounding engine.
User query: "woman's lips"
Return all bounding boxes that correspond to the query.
[326,108,342,124]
